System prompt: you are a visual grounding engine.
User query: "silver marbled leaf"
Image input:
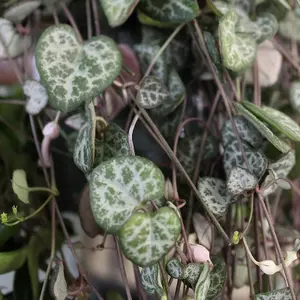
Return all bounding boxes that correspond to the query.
[182,263,203,287]
[195,264,211,300]
[255,287,293,300]
[166,258,183,279]
[141,264,163,296]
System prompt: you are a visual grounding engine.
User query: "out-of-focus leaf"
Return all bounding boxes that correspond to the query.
[0,246,27,274]
[50,261,68,300]
[13,262,33,300]
[12,169,30,204]
[0,224,20,248]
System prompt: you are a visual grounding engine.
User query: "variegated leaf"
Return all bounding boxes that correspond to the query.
[241,101,300,142]
[229,0,255,13]
[138,0,200,23]
[23,80,48,115]
[94,123,131,167]
[119,207,181,266]
[134,44,168,83]
[141,264,163,295]
[253,14,278,43]
[182,263,203,287]
[4,0,41,23]
[90,156,165,234]
[36,25,122,112]
[289,81,300,113]
[255,287,293,300]
[207,257,226,300]
[279,9,300,41]
[192,213,213,250]
[195,264,211,300]
[166,258,183,279]
[227,167,258,196]
[141,25,166,46]
[197,178,231,217]
[235,102,290,153]
[73,102,96,174]
[219,11,257,72]
[99,0,139,27]
[260,169,277,197]
[137,76,168,109]
[270,150,296,179]
[222,116,264,149]
[223,140,267,179]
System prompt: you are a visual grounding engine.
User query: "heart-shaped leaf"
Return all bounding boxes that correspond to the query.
[141,264,163,295]
[90,156,165,234]
[0,18,31,58]
[4,1,41,23]
[227,167,258,196]
[279,9,300,41]
[12,169,29,204]
[253,14,278,43]
[197,177,231,217]
[223,140,267,179]
[219,11,257,72]
[241,101,300,142]
[235,102,290,153]
[138,0,200,23]
[255,287,293,300]
[289,81,300,113]
[50,262,68,300]
[207,257,226,300]
[137,76,169,109]
[166,258,183,279]
[73,103,96,174]
[0,247,27,274]
[222,116,264,149]
[94,123,131,167]
[99,0,139,27]
[23,80,48,115]
[257,0,290,21]
[182,263,203,287]
[36,25,122,112]
[195,264,211,300]
[119,207,181,266]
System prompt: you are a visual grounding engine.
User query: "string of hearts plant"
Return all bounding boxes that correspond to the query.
[2,0,300,300]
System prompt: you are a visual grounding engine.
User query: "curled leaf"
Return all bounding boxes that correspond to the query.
[50,262,68,300]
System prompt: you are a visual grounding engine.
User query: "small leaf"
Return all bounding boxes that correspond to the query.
[235,102,290,153]
[137,76,169,109]
[0,246,27,274]
[99,0,139,27]
[227,167,258,196]
[219,11,257,72]
[197,177,231,217]
[241,101,300,142]
[255,287,293,299]
[270,150,296,179]
[166,258,183,279]
[36,25,122,112]
[289,81,300,113]
[90,156,165,234]
[65,113,84,130]
[120,207,180,267]
[192,213,213,250]
[141,264,163,295]
[222,115,264,149]
[229,0,255,14]
[4,1,41,23]
[206,257,227,300]
[253,13,278,43]
[12,169,29,204]
[279,9,300,41]
[195,264,211,300]
[182,263,203,287]
[223,140,267,179]
[23,80,48,115]
[138,0,200,23]
[260,169,278,197]
[50,262,68,300]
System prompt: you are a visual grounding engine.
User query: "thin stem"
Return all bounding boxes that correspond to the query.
[143,23,185,79]
[239,192,254,240]
[91,0,101,35]
[258,192,297,300]
[86,0,92,39]
[27,186,58,195]
[242,237,260,266]
[52,5,59,24]
[0,100,25,105]
[114,237,133,300]
[128,113,140,155]
[60,2,83,43]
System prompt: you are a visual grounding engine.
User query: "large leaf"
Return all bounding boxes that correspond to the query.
[255,287,293,299]
[90,156,165,234]
[141,264,163,295]
[197,177,231,217]
[119,207,181,266]
[137,76,169,109]
[166,258,183,279]
[223,140,267,179]
[12,169,29,204]
[227,167,258,196]
[222,116,264,149]
[94,123,131,167]
[195,264,211,300]
[0,246,27,274]
[138,0,200,23]
[235,102,290,153]
[219,11,257,72]
[99,0,139,27]
[241,101,300,142]
[36,25,122,112]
